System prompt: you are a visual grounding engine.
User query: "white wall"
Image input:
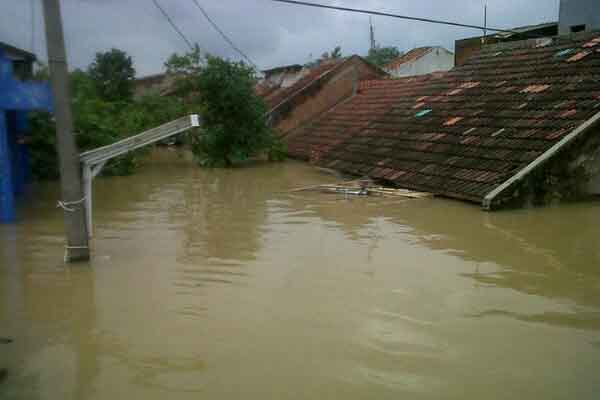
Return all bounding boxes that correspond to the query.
[386,47,454,78]
[263,69,306,88]
[559,0,600,35]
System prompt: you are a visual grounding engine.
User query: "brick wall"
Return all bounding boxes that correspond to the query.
[273,57,382,137]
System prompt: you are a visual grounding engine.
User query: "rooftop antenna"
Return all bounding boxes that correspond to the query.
[369,16,376,50]
[482,4,487,44]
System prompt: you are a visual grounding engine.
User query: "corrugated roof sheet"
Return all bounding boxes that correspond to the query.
[285,32,600,204]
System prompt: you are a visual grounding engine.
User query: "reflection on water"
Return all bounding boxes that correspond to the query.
[1,149,600,399]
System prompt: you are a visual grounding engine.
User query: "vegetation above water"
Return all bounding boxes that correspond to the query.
[29,49,188,179]
[365,45,402,67]
[189,56,283,166]
[29,45,283,179]
[166,47,284,167]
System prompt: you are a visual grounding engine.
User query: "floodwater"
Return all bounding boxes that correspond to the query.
[1,149,600,399]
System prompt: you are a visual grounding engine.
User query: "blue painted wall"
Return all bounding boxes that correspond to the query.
[0,49,52,222]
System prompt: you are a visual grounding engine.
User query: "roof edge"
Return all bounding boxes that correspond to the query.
[262,64,303,73]
[267,65,338,114]
[0,41,36,61]
[482,111,600,210]
[267,55,385,115]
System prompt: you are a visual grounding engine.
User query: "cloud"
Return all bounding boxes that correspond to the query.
[0,0,559,76]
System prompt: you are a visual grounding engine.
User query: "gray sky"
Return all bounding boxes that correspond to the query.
[1,0,559,76]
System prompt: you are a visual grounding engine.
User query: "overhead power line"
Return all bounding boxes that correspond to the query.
[270,0,542,37]
[151,0,195,51]
[191,0,259,69]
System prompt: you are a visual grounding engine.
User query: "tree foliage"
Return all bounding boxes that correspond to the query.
[165,44,203,75]
[28,46,280,181]
[29,54,187,180]
[189,55,282,166]
[88,48,135,102]
[366,45,402,67]
[164,44,204,96]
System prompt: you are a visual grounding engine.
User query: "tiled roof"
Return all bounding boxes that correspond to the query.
[285,32,600,204]
[384,47,434,71]
[286,74,443,162]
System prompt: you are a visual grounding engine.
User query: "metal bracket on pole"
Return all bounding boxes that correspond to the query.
[82,161,105,237]
[80,114,200,237]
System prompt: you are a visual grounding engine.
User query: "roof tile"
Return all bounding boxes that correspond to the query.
[284,32,600,204]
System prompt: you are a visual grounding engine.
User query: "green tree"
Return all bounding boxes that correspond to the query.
[29,60,187,180]
[164,44,204,98]
[165,44,203,75]
[366,45,402,67]
[88,48,135,102]
[190,56,282,167]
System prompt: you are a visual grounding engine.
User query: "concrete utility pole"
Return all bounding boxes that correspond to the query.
[42,0,89,262]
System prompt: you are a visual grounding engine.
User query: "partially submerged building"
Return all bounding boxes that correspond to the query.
[0,43,52,222]
[284,32,600,209]
[383,46,454,78]
[261,56,386,137]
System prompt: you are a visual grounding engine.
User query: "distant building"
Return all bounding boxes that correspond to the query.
[383,46,454,78]
[258,56,387,137]
[559,0,600,35]
[454,22,558,66]
[261,64,304,89]
[455,0,600,67]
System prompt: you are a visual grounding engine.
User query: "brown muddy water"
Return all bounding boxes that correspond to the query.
[1,149,600,399]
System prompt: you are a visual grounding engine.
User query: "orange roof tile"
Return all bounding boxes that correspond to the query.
[284,32,600,205]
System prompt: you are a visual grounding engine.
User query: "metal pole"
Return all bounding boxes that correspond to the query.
[482,5,487,44]
[42,0,89,261]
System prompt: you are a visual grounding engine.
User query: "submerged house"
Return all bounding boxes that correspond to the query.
[383,46,454,78]
[0,43,52,222]
[283,31,600,209]
[261,56,386,137]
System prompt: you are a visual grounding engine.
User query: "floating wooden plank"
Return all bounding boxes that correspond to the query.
[290,179,433,199]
